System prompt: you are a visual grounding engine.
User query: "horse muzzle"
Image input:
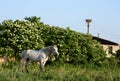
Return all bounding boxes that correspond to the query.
[54,53,59,58]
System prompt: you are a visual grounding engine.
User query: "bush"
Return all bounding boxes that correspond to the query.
[116,49,120,59]
[0,16,106,64]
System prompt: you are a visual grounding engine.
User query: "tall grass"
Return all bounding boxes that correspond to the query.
[0,61,120,81]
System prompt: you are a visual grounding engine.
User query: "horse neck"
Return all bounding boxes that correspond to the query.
[43,46,52,56]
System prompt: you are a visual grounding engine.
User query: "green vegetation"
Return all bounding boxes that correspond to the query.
[0,16,120,81]
[116,49,120,59]
[0,16,105,64]
[0,62,120,81]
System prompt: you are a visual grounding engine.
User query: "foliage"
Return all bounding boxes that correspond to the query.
[0,16,106,64]
[0,19,44,59]
[0,63,120,81]
[116,49,120,59]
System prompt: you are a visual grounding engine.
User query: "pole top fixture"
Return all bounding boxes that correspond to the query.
[86,19,92,23]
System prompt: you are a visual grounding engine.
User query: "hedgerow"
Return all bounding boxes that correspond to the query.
[0,16,106,64]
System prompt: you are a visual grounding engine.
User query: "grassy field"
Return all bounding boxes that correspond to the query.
[0,61,120,81]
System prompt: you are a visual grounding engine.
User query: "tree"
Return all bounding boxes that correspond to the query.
[24,16,41,23]
[0,16,106,64]
[116,49,120,59]
[0,18,44,59]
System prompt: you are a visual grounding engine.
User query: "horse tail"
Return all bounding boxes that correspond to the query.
[21,50,27,72]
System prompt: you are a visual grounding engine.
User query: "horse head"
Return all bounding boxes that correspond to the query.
[51,45,59,58]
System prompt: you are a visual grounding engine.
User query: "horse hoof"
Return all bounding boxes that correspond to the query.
[26,71,29,73]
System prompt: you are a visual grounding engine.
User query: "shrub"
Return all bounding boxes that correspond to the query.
[116,49,120,59]
[0,16,106,64]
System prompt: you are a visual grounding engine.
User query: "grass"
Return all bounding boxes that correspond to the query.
[0,61,120,81]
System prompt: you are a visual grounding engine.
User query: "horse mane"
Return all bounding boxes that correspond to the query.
[42,46,53,55]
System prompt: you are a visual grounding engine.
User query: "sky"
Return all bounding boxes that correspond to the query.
[0,0,120,43]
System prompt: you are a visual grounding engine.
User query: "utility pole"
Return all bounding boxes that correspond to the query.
[97,33,100,38]
[85,19,92,34]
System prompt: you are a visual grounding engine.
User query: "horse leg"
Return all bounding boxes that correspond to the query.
[40,62,44,71]
[43,61,47,68]
[21,58,26,72]
[40,61,45,71]
[25,58,29,73]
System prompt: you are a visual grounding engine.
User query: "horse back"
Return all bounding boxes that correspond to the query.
[22,50,43,61]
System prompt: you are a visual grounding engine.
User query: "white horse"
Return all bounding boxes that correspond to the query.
[21,45,59,73]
